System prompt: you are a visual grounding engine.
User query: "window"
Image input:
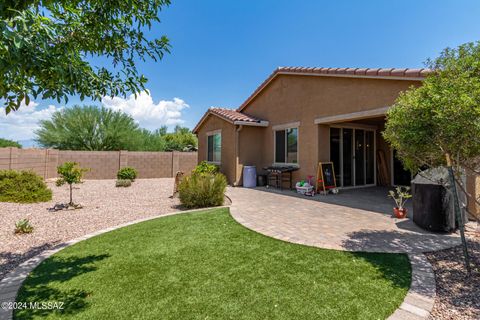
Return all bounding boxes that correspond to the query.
[274,128,298,164]
[207,132,221,163]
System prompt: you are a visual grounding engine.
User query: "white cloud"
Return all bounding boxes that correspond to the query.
[101,90,189,130]
[0,100,62,141]
[0,90,189,141]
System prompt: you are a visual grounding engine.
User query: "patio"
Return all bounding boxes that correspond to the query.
[228,186,461,253]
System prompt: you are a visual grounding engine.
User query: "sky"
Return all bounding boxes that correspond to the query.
[2,0,480,143]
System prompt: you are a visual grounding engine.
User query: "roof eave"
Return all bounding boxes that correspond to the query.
[192,110,234,134]
[233,120,269,127]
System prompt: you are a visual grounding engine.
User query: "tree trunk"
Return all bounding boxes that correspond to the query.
[446,153,471,275]
[69,183,73,206]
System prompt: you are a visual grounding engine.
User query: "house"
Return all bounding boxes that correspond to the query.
[193,66,435,190]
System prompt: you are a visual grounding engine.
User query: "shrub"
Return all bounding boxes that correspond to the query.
[192,161,219,175]
[115,179,132,187]
[178,173,227,208]
[56,162,88,206]
[0,138,21,148]
[0,170,52,203]
[15,219,33,234]
[117,167,138,181]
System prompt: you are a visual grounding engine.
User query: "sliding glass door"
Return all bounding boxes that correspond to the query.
[329,127,376,187]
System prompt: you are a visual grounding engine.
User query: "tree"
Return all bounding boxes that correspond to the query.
[56,162,88,207]
[164,125,198,151]
[36,105,142,150]
[35,105,197,151]
[0,138,21,148]
[383,41,480,275]
[0,0,171,113]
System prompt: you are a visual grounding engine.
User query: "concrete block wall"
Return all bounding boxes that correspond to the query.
[0,148,59,179]
[0,148,197,180]
[58,150,120,179]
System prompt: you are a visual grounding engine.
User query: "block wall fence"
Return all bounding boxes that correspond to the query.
[0,148,197,179]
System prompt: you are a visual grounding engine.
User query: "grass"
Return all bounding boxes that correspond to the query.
[15,208,411,320]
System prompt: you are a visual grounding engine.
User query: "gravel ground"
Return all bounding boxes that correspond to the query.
[0,178,180,281]
[426,230,480,320]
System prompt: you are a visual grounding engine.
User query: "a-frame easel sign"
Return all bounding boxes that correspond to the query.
[316,162,337,195]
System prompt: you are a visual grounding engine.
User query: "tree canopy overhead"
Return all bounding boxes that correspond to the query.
[0,0,171,113]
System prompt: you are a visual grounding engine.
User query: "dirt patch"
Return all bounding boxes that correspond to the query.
[426,234,480,320]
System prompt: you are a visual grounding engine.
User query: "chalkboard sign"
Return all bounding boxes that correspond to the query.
[316,162,337,194]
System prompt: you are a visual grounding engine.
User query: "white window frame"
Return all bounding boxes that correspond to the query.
[273,125,299,166]
[206,129,221,164]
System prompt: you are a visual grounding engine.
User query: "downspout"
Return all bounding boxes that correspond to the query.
[234,125,243,186]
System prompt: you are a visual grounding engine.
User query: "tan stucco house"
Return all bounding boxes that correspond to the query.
[193,66,434,190]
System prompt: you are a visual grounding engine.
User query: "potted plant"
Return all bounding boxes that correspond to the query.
[388,186,412,218]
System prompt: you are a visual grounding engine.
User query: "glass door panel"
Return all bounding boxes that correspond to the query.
[354,129,365,185]
[329,128,341,186]
[342,128,353,187]
[365,131,375,184]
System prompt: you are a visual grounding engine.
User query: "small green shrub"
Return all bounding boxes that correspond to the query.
[56,162,88,206]
[117,167,138,181]
[178,173,227,208]
[115,179,132,187]
[192,161,219,175]
[15,219,33,234]
[0,170,52,203]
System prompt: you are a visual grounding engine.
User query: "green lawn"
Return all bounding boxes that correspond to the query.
[15,208,411,320]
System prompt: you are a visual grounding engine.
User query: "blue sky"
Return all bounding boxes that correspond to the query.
[2,0,480,142]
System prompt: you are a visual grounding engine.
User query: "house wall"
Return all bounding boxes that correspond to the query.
[240,74,420,183]
[196,115,237,184]
[236,126,265,184]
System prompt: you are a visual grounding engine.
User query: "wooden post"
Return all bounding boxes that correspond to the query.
[44,149,48,179]
[8,147,13,170]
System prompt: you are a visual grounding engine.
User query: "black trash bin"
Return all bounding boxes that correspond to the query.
[257,174,267,187]
[411,168,458,232]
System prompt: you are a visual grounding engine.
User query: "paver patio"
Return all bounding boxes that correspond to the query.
[228,186,461,253]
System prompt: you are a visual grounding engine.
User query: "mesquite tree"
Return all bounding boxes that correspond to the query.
[384,41,480,275]
[0,0,171,113]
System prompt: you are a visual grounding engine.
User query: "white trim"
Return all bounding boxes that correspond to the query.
[272,121,301,131]
[330,122,378,130]
[314,107,389,124]
[273,126,299,166]
[233,120,269,127]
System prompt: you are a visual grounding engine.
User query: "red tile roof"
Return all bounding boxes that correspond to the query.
[193,107,267,133]
[237,66,432,112]
[209,107,265,123]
